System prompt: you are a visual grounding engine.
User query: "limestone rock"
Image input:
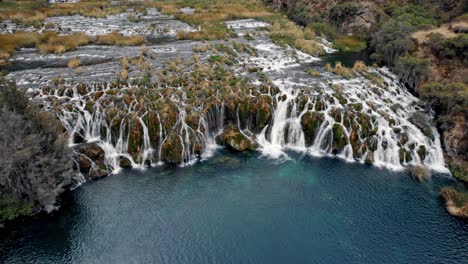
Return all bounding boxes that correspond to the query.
[329,2,384,34]
[217,124,253,152]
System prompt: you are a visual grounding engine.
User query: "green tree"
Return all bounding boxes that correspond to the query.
[370,21,414,66]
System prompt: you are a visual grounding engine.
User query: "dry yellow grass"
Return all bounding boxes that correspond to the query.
[0,1,127,24]
[38,32,92,54]
[325,62,355,78]
[353,61,368,72]
[294,39,324,56]
[95,32,146,46]
[0,31,41,63]
[67,58,81,68]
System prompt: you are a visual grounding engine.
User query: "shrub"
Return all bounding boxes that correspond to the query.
[329,3,360,28]
[419,82,468,115]
[306,22,339,40]
[0,80,74,221]
[449,161,468,183]
[371,20,414,66]
[431,34,468,64]
[388,4,436,29]
[394,56,429,90]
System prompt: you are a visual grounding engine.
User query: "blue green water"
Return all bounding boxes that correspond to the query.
[1,151,467,263]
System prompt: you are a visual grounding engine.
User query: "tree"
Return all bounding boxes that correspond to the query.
[0,80,75,221]
[371,20,415,66]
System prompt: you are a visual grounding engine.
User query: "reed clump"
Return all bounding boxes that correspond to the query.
[37,32,92,54]
[67,58,81,69]
[352,61,368,72]
[95,32,146,46]
[325,62,355,78]
[0,32,41,63]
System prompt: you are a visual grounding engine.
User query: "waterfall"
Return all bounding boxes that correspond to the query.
[18,30,447,175]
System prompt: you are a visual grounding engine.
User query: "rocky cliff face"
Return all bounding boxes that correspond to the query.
[269,0,387,34]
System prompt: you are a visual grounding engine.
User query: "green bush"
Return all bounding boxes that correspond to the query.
[449,162,468,183]
[0,195,34,222]
[431,34,468,63]
[370,20,414,66]
[390,4,437,29]
[419,82,468,115]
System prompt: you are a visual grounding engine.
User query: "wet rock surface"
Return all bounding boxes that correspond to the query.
[217,124,253,152]
[4,15,448,176]
[0,8,196,37]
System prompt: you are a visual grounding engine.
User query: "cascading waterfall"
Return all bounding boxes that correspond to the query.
[16,18,448,175]
[43,66,447,174]
[256,67,447,172]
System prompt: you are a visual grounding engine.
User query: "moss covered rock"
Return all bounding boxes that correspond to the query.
[217,124,252,151]
[161,133,183,164]
[332,123,348,154]
[301,111,324,146]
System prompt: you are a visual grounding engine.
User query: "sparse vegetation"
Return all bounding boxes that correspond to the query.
[68,58,81,69]
[38,32,92,54]
[95,32,146,46]
[419,82,468,116]
[440,187,468,218]
[325,62,355,79]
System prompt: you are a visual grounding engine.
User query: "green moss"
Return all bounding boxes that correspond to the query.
[161,133,183,163]
[332,123,348,153]
[333,36,367,52]
[0,195,34,223]
[449,162,468,184]
[417,145,427,161]
[301,112,324,145]
[399,148,413,163]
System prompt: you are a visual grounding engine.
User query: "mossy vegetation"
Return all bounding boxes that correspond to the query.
[333,36,367,52]
[449,162,468,184]
[440,187,468,218]
[0,195,34,223]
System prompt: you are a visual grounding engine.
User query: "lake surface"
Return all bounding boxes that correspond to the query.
[1,151,467,264]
